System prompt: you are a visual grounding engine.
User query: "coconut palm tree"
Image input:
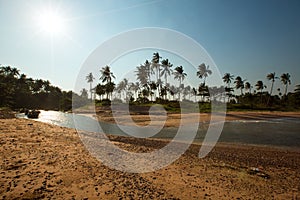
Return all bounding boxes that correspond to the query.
[86,72,95,100]
[95,84,106,100]
[100,66,115,99]
[223,73,235,101]
[244,82,252,94]
[151,52,161,83]
[222,73,234,87]
[255,80,266,103]
[266,72,278,96]
[160,59,173,88]
[266,72,278,105]
[144,60,152,81]
[100,66,115,84]
[173,66,187,101]
[280,73,291,96]
[135,64,149,87]
[197,63,212,85]
[234,76,245,95]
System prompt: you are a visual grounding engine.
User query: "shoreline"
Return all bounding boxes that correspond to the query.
[0,118,299,199]
[74,110,300,127]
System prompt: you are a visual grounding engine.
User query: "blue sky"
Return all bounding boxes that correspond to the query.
[0,0,299,94]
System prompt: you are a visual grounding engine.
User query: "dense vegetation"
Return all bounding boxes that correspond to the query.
[0,65,87,111]
[1,51,299,112]
[85,52,300,111]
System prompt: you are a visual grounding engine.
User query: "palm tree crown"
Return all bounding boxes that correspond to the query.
[197,63,212,84]
[244,82,252,94]
[173,66,187,100]
[222,73,234,87]
[266,72,278,95]
[234,76,245,95]
[160,59,173,87]
[100,65,115,84]
[255,80,266,91]
[86,72,95,99]
[280,73,291,96]
[151,52,161,82]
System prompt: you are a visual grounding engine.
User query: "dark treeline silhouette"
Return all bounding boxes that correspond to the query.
[0,65,87,111]
[85,52,300,111]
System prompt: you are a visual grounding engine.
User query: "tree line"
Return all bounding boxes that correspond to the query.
[85,52,300,110]
[0,65,87,111]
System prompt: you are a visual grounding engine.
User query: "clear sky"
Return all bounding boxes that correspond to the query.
[0,0,299,94]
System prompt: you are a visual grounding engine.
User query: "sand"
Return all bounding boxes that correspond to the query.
[0,116,299,199]
[92,109,300,127]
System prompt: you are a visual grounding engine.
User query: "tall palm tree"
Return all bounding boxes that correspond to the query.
[244,82,252,94]
[197,63,212,85]
[234,76,245,95]
[222,73,234,87]
[86,72,95,100]
[280,73,291,96]
[100,66,115,100]
[266,72,278,105]
[160,59,173,88]
[266,72,278,96]
[100,65,115,84]
[144,60,152,82]
[255,80,266,103]
[223,73,235,102]
[173,66,187,101]
[151,52,161,83]
[135,64,149,86]
[116,79,128,100]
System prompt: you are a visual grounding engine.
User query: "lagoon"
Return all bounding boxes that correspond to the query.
[17,110,300,148]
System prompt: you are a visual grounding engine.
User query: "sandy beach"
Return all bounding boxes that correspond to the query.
[0,112,300,199]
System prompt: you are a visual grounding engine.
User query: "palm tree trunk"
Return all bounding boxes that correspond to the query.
[285,84,288,96]
[267,81,274,106]
[90,82,92,100]
[178,79,181,101]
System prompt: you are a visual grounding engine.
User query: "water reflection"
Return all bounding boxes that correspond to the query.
[16,110,300,148]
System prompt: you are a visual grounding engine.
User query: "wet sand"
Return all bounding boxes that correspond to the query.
[0,117,299,199]
[92,110,300,127]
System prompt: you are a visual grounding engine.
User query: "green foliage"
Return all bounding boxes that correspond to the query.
[0,65,86,111]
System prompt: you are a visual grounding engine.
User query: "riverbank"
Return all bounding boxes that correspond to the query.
[75,106,300,127]
[0,118,299,199]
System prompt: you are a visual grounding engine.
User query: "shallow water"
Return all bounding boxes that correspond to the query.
[16,110,300,148]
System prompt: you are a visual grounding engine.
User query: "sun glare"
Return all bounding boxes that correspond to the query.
[36,9,65,36]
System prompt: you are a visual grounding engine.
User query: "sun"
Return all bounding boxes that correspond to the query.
[36,9,65,36]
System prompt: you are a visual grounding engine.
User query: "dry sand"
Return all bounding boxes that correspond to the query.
[0,116,300,199]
